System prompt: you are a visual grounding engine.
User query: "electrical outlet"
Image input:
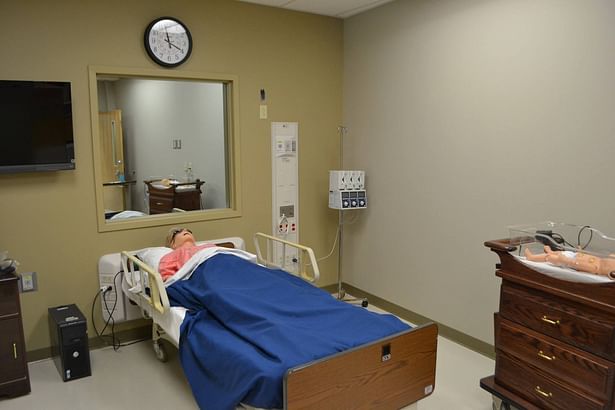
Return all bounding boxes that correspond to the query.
[20,272,37,292]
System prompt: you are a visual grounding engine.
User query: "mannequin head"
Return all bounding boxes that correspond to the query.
[166,227,196,249]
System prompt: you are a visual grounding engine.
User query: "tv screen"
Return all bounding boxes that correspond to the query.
[0,80,75,173]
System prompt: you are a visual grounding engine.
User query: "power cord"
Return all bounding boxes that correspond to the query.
[313,211,360,264]
[577,225,593,249]
[91,270,148,351]
[542,225,593,250]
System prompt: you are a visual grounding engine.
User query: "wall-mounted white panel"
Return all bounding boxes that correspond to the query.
[272,122,299,273]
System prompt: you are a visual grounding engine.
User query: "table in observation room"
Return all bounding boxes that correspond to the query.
[145,179,204,214]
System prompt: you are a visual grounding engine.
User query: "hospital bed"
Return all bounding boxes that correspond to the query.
[105,233,437,409]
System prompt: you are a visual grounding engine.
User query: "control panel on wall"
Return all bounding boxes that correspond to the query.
[272,122,299,273]
[329,170,367,210]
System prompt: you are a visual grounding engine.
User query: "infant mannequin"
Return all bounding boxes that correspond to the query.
[525,245,615,279]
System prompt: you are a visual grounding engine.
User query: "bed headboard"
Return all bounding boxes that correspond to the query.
[196,237,245,250]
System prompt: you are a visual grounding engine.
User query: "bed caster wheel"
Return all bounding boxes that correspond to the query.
[153,341,168,362]
[361,299,368,308]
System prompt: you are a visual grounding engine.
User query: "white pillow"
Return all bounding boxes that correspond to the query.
[136,247,172,270]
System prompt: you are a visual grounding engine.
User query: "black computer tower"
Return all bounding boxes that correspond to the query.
[48,304,91,381]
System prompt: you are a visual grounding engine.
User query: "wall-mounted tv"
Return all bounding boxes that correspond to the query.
[0,80,75,174]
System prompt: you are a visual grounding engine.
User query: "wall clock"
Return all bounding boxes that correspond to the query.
[144,17,192,68]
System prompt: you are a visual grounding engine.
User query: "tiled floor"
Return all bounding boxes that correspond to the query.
[1,308,497,410]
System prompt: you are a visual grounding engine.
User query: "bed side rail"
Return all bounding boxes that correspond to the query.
[253,233,320,283]
[120,251,170,315]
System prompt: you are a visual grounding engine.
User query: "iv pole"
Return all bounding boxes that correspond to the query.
[335,126,367,307]
[336,126,348,299]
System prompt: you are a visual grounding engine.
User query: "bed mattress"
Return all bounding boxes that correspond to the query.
[514,255,612,284]
[121,272,186,345]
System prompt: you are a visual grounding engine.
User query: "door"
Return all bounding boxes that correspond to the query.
[99,110,126,212]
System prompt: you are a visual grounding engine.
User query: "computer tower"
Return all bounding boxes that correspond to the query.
[48,304,91,381]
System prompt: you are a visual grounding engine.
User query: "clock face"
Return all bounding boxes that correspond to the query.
[144,17,192,67]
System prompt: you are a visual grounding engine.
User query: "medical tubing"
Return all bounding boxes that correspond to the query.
[547,225,593,250]
[314,224,340,263]
[313,212,358,264]
[577,225,593,249]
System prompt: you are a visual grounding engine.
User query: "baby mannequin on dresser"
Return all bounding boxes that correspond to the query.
[525,245,615,280]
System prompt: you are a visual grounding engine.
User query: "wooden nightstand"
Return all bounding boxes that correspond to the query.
[481,239,615,410]
[145,179,204,214]
[0,271,30,398]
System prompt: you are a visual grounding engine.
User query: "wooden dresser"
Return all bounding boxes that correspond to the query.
[0,271,30,398]
[481,239,615,410]
[145,179,204,214]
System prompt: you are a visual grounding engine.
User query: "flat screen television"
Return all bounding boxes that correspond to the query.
[0,80,75,173]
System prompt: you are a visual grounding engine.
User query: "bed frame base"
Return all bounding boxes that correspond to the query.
[284,322,438,409]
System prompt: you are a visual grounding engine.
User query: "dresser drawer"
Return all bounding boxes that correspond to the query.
[500,283,615,360]
[497,316,615,401]
[0,279,19,317]
[495,350,606,410]
[149,196,173,214]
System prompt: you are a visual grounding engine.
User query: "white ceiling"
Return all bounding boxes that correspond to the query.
[237,0,395,18]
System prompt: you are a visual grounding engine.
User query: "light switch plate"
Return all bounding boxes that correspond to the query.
[260,104,268,119]
[20,271,37,292]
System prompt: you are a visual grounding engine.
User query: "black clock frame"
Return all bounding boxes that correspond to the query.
[144,16,193,68]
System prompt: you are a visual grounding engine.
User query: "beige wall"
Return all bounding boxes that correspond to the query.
[343,0,615,344]
[0,0,342,352]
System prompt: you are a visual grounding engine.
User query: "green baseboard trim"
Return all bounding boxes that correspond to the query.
[334,283,495,360]
[28,286,495,362]
[27,325,152,363]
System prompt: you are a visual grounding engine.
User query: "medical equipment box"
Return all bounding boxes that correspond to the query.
[329,190,367,210]
[48,304,91,382]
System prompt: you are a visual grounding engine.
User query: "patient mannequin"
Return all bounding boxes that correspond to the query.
[159,228,215,281]
[525,246,615,279]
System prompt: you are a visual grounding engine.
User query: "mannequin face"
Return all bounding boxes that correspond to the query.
[171,229,196,249]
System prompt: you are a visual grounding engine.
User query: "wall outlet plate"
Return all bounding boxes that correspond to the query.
[20,271,37,292]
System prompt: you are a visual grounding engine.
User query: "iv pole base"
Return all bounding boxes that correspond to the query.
[336,288,368,308]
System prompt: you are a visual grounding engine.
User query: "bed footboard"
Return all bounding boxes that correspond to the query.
[284,322,438,409]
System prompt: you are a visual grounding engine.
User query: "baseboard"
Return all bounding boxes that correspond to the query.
[326,283,495,360]
[28,286,495,362]
[26,325,151,363]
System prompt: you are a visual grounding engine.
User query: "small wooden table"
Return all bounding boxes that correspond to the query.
[145,179,204,214]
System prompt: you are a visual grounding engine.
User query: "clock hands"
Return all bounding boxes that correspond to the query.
[163,37,183,52]
[164,26,172,49]
[162,25,184,52]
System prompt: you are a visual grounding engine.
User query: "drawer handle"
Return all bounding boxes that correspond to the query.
[13,343,17,359]
[541,315,560,326]
[538,350,555,361]
[156,202,164,206]
[535,386,553,398]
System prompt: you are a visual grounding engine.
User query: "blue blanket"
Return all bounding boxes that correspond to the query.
[167,254,410,410]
